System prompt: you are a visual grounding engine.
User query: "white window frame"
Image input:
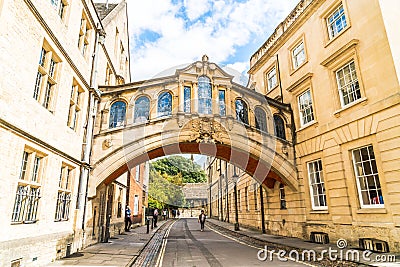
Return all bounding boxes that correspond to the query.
[55,164,73,221]
[135,166,140,182]
[307,160,328,210]
[12,149,45,223]
[292,42,305,69]
[336,61,361,107]
[326,4,348,40]
[298,89,315,126]
[352,145,384,209]
[133,195,139,216]
[267,67,277,91]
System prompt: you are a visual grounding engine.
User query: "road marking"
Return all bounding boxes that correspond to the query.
[206,224,317,267]
[155,220,177,267]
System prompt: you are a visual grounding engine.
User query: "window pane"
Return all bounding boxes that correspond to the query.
[298,90,314,125]
[336,61,360,106]
[184,86,191,113]
[307,160,327,209]
[109,101,126,128]
[134,96,150,123]
[198,76,212,114]
[158,92,172,117]
[235,99,248,124]
[31,156,41,182]
[352,145,383,207]
[273,115,286,140]
[327,5,347,39]
[255,107,267,132]
[219,90,226,116]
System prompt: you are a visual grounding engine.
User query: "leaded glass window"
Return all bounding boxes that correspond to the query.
[134,96,150,123]
[219,90,226,116]
[235,99,248,125]
[158,92,172,117]
[273,115,286,140]
[255,107,267,132]
[184,86,191,113]
[109,101,126,128]
[198,76,212,114]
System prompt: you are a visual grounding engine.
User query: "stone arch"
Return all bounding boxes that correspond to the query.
[103,96,129,110]
[89,118,298,198]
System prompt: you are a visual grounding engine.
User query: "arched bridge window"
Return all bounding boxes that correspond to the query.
[158,92,172,117]
[134,96,150,123]
[255,107,267,132]
[109,101,126,128]
[273,114,286,140]
[235,99,249,125]
[198,76,212,114]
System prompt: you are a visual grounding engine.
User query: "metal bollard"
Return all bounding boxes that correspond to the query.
[146,218,150,234]
[151,218,154,229]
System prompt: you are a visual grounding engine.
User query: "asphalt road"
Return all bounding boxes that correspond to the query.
[159,218,310,267]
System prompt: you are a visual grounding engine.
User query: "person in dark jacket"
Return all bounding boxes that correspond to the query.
[198,210,206,232]
[125,205,132,231]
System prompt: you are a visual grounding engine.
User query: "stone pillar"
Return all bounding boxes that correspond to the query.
[178,81,184,113]
[101,109,109,131]
[193,82,198,114]
[212,84,219,115]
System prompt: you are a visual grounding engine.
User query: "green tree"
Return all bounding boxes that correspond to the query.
[151,155,206,183]
[148,167,186,209]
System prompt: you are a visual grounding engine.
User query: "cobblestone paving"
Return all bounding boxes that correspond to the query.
[131,220,175,267]
[206,221,370,267]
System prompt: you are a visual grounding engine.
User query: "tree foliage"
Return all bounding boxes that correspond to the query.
[148,155,206,209]
[151,155,207,183]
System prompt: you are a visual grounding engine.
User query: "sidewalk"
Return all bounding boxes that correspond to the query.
[207,218,400,267]
[47,220,168,267]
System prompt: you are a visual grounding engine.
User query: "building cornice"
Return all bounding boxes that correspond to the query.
[249,0,324,74]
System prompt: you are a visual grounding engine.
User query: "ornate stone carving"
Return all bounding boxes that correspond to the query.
[186,117,225,144]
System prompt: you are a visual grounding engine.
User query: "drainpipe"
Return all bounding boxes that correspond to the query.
[77,23,105,232]
[259,184,266,234]
[225,161,229,223]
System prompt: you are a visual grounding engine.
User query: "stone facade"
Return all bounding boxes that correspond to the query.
[0,0,131,265]
[209,0,400,252]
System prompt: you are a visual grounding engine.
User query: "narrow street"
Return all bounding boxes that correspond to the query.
[159,218,308,267]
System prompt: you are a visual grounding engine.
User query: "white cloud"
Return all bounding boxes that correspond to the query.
[125,0,299,81]
[184,0,212,21]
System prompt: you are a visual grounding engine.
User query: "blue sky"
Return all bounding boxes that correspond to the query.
[121,0,299,81]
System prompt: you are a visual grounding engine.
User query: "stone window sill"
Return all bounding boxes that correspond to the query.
[356,208,387,214]
[310,210,329,214]
[334,97,367,117]
[296,120,318,132]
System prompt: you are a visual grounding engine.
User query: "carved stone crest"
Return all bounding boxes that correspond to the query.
[186,117,225,144]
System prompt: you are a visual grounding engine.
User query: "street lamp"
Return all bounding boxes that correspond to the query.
[232,172,240,231]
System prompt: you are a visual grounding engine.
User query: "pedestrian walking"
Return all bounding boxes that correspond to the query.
[162,209,167,220]
[125,205,132,232]
[153,208,159,227]
[198,210,206,232]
